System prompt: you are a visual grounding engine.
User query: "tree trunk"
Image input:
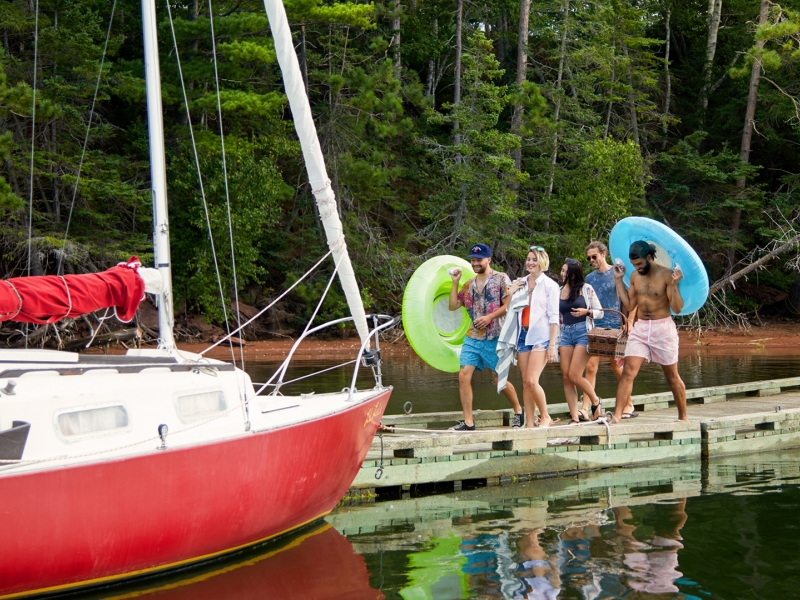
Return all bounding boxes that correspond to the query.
[496,12,507,69]
[300,24,309,95]
[604,100,613,139]
[710,233,800,295]
[790,273,800,314]
[510,0,531,171]
[448,0,465,250]
[179,0,200,127]
[700,0,723,116]
[392,0,401,79]
[546,0,569,201]
[623,45,640,145]
[662,6,671,149]
[453,0,463,143]
[448,183,468,252]
[729,0,769,270]
[454,0,463,119]
[426,18,438,102]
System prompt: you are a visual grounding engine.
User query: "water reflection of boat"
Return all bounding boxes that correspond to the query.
[77,524,383,600]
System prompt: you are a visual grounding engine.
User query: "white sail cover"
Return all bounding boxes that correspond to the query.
[262,0,371,347]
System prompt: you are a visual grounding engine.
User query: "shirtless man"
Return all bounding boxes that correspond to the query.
[612,241,687,423]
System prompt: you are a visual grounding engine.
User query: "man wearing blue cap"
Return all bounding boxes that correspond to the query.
[448,243,523,430]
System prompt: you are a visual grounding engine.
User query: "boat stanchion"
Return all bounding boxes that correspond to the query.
[158,424,168,450]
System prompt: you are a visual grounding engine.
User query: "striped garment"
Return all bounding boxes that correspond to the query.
[495,282,532,393]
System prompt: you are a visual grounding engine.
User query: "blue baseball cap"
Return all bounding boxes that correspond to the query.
[467,243,492,259]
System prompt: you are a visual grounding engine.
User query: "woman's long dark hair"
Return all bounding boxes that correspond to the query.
[562,260,585,302]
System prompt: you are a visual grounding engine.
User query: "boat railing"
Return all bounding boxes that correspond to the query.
[256,314,396,400]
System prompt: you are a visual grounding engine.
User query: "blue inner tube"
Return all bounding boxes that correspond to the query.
[609,217,709,316]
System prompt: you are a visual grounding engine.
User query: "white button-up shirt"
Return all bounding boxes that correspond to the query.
[522,273,560,346]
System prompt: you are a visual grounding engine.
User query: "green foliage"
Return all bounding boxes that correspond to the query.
[2,0,799,329]
[556,138,645,247]
[423,31,524,255]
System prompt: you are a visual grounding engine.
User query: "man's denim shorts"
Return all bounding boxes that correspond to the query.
[517,327,550,354]
[460,336,500,372]
[560,321,589,347]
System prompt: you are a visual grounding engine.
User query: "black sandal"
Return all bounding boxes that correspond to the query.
[591,402,603,420]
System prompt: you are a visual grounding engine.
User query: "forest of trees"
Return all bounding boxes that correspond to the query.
[1,0,799,335]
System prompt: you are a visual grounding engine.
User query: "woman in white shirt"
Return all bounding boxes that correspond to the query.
[508,247,560,428]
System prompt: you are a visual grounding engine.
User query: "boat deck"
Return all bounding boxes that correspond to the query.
[350,377,800,493]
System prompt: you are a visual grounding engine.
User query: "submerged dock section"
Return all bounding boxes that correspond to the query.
[352,377,800,492]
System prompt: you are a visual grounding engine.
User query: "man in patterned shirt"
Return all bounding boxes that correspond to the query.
[448,243,523,431]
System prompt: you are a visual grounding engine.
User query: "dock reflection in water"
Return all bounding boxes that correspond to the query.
[329,449,800,599]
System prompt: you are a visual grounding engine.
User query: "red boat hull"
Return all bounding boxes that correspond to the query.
[0,390,390,598]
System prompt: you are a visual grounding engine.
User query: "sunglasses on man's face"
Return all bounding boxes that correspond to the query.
[587,254,599,260]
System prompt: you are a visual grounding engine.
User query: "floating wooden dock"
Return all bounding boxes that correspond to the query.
[333,450,795,543]
[350,377,800,493]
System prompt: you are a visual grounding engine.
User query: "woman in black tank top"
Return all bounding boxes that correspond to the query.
[559,259,602,423]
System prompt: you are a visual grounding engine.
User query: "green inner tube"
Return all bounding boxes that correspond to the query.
[402,255,475,373]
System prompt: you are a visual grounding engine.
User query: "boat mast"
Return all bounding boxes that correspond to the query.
[262,0,371,348]
[141,0,176,349]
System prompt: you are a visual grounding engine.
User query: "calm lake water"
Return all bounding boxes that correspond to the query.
[79,448,800,599]
[247,347,800,416]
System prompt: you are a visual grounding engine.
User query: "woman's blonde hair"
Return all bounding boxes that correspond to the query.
[528,246,549,271]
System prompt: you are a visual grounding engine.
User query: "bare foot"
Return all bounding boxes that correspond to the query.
[539,417,553,428]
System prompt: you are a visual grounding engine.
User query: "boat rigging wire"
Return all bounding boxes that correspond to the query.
[25,0,40,350]
[200,249,332,355]
[207,0,246,381]
[164,0,246,425]
[253,359,358,388]
[56,0,118,277]
[26,0,39,282]
[270,253,342,395]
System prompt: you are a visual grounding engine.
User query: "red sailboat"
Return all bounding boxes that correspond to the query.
[0,0,391,596]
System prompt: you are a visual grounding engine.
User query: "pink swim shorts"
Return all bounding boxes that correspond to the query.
[625,317,679,366]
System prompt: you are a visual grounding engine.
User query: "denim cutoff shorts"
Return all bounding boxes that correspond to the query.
[559,321,589,347]
[517,327,551,354]
[460,336,500,372]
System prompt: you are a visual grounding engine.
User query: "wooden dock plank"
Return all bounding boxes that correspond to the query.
[356,384,800,490]
[379,377,800,430]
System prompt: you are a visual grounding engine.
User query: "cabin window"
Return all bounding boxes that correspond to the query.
[57,406,130,439]
[175,390,227,423]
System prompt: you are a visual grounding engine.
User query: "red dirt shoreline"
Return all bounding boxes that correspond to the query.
[181,322,800,361]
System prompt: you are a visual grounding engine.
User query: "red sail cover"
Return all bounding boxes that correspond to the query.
[0,257,145,325]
